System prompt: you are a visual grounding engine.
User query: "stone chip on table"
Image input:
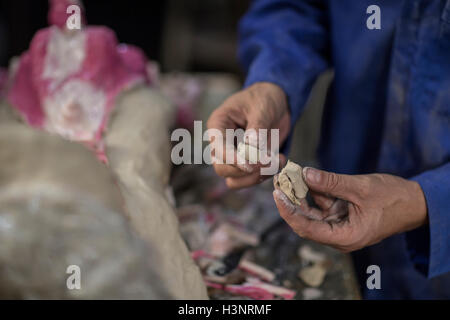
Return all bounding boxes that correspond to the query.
[298,262,328,288]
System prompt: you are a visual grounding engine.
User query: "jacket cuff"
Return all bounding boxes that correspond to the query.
[407,162,450,278]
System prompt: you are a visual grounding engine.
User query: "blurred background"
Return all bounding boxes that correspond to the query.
[0,0,247,74]
[0,0,330,166]
[0,0,359,300]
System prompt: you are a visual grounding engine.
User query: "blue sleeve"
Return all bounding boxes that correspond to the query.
[407,162,450,278]
[238,0,330,141]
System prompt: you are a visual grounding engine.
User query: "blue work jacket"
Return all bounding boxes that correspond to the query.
[238,0,450,299]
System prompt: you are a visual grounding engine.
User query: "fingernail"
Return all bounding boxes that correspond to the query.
[273,190,297,215]
[303,167,321,184]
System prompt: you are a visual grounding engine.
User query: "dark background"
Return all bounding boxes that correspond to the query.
[0,0,250,74]
[0,0,329,171]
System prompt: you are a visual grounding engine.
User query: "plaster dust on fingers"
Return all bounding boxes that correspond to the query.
[237,142,260,164]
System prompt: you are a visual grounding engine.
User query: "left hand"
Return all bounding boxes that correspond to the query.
[273,167,428,252]
[207,82,290,189]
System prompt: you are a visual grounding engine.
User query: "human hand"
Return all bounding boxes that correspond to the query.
[207,82,290,189]
[273,167,428,252]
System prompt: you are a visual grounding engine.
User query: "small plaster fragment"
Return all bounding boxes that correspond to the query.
[274,160,308,206]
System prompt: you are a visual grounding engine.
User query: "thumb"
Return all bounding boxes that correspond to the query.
[302,167,359,202]
[244,120,278,164]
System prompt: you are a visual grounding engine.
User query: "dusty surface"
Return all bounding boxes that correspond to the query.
[172,164,360,300]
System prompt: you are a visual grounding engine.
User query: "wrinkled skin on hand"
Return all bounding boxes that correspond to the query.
[207,82,290,189]
[273,167,428,253]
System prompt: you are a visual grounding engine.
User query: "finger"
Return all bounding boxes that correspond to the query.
[257,152,286,177]
[212,163,250,178]
[273,190,336,244]
[235,152,257,173]
[207,104,246,132]
[323,199,349,222]
[243,114,280,166]
[245,116,273,146]
[226,152,286,189]
[243,125,281,167]
[238,130,271,172]
[309,191,349,223]
[226,157,284,188]
[302,167,361,203]
[207,108,254,173]
[279,153,287,169]
[237,150,285,178]
[210,138,254,173]
[273,173,279,188]
[225,171,262,189]
[310,191,335,211]
[266,152,286,173]
[272,188,324,221]
[243,129,271,160]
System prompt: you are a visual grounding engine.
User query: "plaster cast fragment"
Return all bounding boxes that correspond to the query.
[208,223,259,257]
[274,160,308,206]
[239,260,276,282]
[298,262,327,287]
[237,142,259,164]
[245,277,296,299]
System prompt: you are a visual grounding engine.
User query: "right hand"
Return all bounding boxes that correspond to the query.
[207,82,291,189]
[273,167,428,253]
